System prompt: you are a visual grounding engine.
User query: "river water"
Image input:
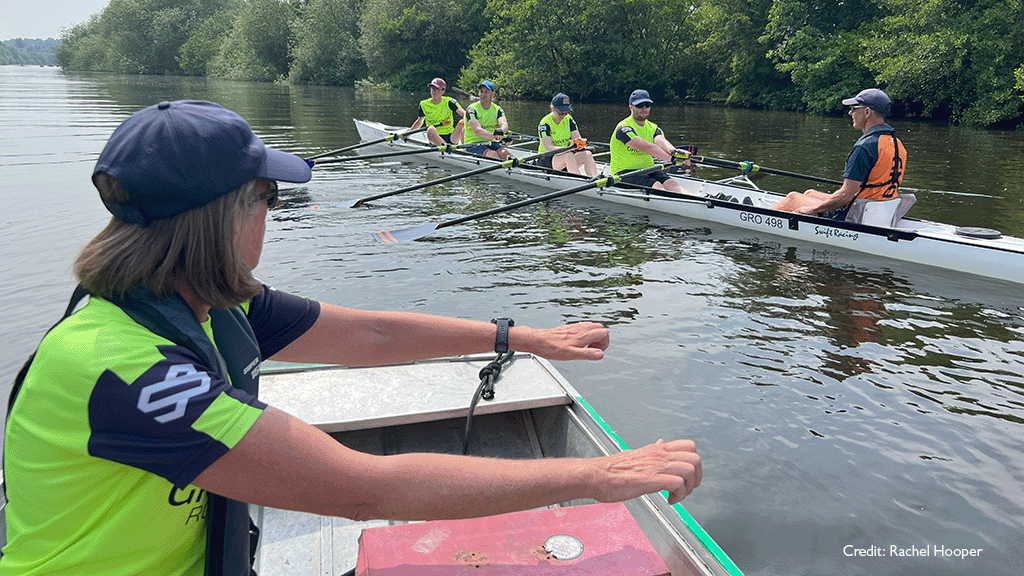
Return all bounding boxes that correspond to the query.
[1,66,1022,575]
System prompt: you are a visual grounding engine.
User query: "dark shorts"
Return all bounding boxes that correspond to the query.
[536,155,554,169]
[465,141,503,155]
[615,170,673,188]
[439,133,453,144]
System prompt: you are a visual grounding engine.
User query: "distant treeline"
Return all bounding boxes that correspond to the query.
[1,38,59,66]
[53,0,1024,127]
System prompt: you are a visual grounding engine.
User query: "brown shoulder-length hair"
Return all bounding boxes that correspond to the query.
[75,174,264,308]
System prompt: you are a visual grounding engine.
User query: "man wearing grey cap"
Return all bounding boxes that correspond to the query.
[771,88,906,220]
[2,100,702,575]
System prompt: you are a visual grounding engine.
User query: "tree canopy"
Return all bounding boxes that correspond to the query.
[47,0,1023,126]
[0,38,60,66]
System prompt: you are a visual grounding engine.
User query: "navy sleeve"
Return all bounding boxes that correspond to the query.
[88,345,267,488]
[843,135,878,183]
[247,285,321,359]
[615,125,636,145]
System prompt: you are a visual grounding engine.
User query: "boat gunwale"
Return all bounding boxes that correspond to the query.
[258,354,744,576]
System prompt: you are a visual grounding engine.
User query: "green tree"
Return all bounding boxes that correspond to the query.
[863,0,1024,125]
[761,0,879,113]
[460,0,696,102]
[209,0,297,81]
[290,0,367,85]
[179,9,239,75]
[54,19,110,71]
[0,39,60,65]
[358,0,487,89]
[687,0,791,108]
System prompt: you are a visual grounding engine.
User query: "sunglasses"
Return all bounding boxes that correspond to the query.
[634,103,651,109]
[848,105,868,113]
[263,180,279,209]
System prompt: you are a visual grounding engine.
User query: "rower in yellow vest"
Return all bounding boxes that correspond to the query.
[537,93,598,178]
[410,77,465,146]
[609,89,688,193]
[463,80,512,160]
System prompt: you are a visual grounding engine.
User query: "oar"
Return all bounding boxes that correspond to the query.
[372,161,678,243]
[349,145,577,207]
[676,149,842,186]
[311,142,478,165]
[305,126,428,161]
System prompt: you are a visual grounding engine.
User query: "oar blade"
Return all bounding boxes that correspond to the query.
[372,222,440,244]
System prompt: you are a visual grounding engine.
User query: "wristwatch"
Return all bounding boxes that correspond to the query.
[490,317,515,354]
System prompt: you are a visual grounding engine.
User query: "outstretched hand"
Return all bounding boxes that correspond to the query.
[509,322,609,361]
[591,439,702,505]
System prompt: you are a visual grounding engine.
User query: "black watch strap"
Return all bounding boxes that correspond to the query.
[490,317,515,354]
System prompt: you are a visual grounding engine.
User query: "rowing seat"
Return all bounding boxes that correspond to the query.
[845,194,917,227]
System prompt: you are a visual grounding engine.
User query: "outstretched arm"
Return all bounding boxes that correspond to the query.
[270,303,609,366]
[193,407,701,521]
[626,136,672,162]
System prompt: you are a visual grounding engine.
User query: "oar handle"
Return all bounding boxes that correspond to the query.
[306,126,428,161]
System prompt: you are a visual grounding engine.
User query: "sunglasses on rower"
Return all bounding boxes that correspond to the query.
[261,180,279,209]
[634,103,652,109]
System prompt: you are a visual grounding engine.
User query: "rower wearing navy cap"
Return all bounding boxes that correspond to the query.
[772,88,907,221]
[608,89,687,193]
[537,93,598,178]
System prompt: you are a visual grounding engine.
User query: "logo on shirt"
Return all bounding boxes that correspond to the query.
[137,364,211,423]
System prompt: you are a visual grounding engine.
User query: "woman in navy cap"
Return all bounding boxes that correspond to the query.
[537,93,599,177]
[1,100,701,575]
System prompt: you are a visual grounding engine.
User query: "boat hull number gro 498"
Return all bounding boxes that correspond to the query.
[739,211,785,229]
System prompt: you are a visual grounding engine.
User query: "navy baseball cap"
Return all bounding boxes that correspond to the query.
[629,89,653,106]
[478,80,496,91]
[93,100,312,226]
[842,88,891,115]
[551,93,572,112]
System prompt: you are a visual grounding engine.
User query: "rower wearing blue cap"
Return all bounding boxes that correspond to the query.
[464,80,512,160]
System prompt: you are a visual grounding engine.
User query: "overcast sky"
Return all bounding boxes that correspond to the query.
[1,0,110,41]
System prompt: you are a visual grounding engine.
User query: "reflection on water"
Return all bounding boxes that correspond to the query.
[2,66,1022,576]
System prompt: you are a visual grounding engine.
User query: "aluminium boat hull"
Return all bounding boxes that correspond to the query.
[253,354,743,576]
